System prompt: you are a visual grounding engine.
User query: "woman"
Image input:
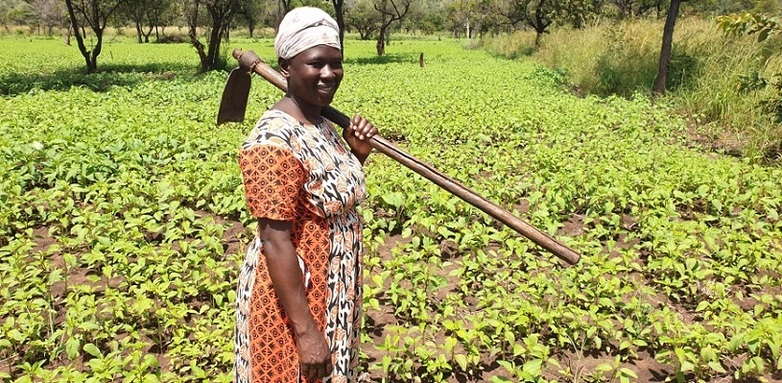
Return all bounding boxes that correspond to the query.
[233,7,378,383]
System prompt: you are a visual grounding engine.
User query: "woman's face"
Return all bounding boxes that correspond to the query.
[282,45,344,109]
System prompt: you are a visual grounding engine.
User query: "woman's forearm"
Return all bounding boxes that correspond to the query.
[259,219,318,337]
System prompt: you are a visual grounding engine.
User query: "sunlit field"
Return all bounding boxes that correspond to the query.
[1,36,781,382]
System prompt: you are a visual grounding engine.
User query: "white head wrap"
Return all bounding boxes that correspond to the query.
[274,7,341,60]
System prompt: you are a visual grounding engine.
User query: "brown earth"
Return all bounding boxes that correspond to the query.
[23,212,782,383]
[356,224,782,383]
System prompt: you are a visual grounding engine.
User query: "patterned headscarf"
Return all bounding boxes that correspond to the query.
[274,7,341,60]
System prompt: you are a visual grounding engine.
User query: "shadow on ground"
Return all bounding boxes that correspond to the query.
[0,62,201,96]
[344,53,417,66]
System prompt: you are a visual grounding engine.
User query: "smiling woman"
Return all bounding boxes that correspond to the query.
[233,6,379,383]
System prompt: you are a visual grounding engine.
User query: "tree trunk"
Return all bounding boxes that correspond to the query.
[65,0,94,71]
[652,0,681,96]
[205,12,225,71]
[188,0,239,71]
[90,32,102,72]
[279,0,292,16]
[135,21,143,43]
[376,27,386,56]
[331,0,346,52]
[189,3,208,71]
[64,24,72,45]
[143,24,153,42]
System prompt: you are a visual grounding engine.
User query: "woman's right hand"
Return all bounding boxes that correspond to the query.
[296,327,333,380]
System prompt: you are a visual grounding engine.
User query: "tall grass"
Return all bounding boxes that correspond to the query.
[484,17,782,162]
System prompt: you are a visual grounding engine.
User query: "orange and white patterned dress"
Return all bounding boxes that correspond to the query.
[234,109,365,383]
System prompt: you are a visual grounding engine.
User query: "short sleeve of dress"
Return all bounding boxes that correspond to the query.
[238,144,306,221]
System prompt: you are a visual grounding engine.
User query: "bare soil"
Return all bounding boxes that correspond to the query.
[25,213,782,382]
[356,224,782,383]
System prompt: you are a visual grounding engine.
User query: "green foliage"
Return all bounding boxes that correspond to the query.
[717,11,781,42]
[0,0,33,26]
[345,0,382,40]
[486,17,782,163]
[2,36,782,383]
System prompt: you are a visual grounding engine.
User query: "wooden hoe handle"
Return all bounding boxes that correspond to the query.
[232,49,581,266]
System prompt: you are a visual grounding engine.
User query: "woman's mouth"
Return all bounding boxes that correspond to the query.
[318,83,337,93]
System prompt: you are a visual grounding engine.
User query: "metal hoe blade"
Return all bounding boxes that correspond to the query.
[216,68,251,125]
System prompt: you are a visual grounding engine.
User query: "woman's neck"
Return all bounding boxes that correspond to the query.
[275,96,322,125]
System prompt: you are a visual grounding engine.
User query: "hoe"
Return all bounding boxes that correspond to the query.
[217,49,581,266]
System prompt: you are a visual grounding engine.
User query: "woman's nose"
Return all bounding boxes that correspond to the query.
[321,65,337,79]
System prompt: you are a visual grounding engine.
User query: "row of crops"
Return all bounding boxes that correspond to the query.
[1,37,781,382]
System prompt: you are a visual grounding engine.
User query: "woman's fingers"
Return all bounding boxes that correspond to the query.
[344,114,379,162]
[303,363,326,380]
[350,114,377,141]
[297,331,332,380]
[301,362,325,380]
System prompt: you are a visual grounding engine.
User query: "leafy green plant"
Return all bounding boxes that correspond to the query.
[2,36,782,383]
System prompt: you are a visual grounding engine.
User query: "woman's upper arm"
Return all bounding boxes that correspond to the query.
[238,144,306,221]
[257,218,293,246]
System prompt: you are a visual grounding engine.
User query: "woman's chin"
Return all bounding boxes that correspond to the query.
[317,94,336,106]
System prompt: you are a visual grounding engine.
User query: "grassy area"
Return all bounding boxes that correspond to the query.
[484,17,782,163]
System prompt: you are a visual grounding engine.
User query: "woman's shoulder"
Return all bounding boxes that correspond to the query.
[241,109,303,151]
[254,109,303,135]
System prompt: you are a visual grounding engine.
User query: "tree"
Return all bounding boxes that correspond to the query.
[711,0,754,14]
[345,0,381,40]
[237,0,271,37]
[64,0,128,72]
[447,0,500,38]
[332,0,347,51]
[496,0,605,44]
[417,8,446,34]
[28,0,67,35]
[446,0,471,37]
[610,0,662,19]
[119,0,173,43]
[148,0,176,41]
[396,0,423,33]
[276,0,292,25]
[652,0,685,95]
[184,0,242,72]
[1,0,33,30]
[497,0,554,46]
[556,0,604,29]
[374,0,411,55]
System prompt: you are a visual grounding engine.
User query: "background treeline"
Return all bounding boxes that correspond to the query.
[1,0,780,161]
[3,0,777,62]
[3,0,778,39]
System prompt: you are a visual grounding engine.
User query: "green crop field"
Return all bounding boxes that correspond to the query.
[1,36,781,383]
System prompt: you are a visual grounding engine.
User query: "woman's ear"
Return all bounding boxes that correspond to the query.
[278,57,290,78]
